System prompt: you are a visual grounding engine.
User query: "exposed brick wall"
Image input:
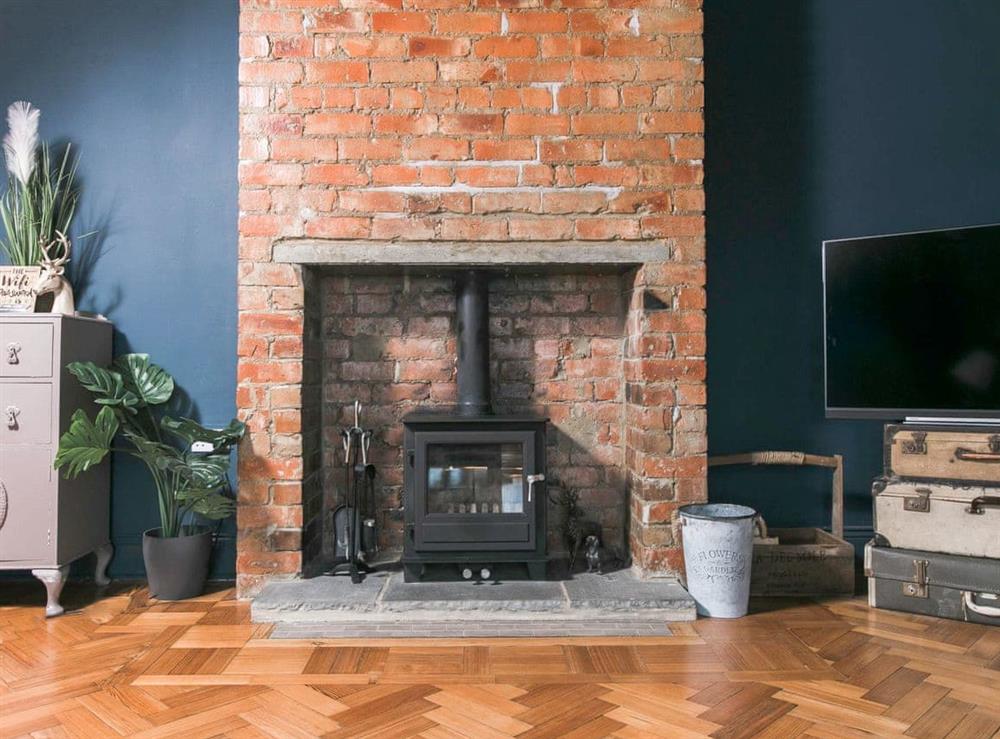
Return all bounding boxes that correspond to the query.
[625,263,707,574]
[237,0,706,596]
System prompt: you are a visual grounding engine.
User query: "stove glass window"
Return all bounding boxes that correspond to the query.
[426,443,524,515]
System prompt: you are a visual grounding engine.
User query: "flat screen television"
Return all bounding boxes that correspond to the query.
[824,223,1000,421]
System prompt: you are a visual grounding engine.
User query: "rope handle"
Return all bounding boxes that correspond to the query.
[753,514,768,540]
[708,450,845,540]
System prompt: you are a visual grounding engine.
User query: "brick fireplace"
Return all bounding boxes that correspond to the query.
[237,0,706,597]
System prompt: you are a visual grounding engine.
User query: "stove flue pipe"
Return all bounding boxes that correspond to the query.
[455,270,492,416]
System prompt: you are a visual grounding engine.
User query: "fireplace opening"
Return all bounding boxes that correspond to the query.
[307,267,660,590]
[403,269,548,581]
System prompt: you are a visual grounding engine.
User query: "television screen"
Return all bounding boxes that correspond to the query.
[824,223,1000,420]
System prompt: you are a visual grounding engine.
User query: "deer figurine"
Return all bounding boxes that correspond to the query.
[32,231,75,315]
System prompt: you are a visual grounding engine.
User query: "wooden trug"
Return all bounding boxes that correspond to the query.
[709,450,854,596]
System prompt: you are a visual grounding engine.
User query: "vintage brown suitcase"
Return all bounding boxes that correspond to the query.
[873,478,1000,559]
[709,451,854,596]
[885,424,1000,485]
[865,540,1000,626]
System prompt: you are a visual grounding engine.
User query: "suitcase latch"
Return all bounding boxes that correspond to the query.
[903,488,931,513]
[903,559,929,599]
[901,431,927,455]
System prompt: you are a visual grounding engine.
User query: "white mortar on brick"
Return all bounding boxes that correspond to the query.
[530,82,563,114]
[363,185,624,198]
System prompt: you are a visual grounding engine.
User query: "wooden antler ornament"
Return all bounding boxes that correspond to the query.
[32,231,75,315]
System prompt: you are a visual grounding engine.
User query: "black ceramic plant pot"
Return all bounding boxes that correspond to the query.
[142,527,213,600]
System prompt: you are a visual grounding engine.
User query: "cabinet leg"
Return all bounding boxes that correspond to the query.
[30,566,70,618]
[95,542,113,586]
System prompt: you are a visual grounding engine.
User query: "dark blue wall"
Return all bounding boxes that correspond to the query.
[5,0,997,575]
[705,1,1000,546]
[0,0,238,577]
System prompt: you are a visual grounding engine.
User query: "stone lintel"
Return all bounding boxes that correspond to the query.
[273,239,670,266]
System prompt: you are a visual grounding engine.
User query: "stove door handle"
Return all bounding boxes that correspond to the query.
[526,474,545,503]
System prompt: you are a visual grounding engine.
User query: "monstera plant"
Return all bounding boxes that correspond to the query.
[55,353,245,599]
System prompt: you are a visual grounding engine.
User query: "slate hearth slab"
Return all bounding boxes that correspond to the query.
[563,570,692,610]
[252,570,388,614]
[270,620,673,639]
[380,576,566,611]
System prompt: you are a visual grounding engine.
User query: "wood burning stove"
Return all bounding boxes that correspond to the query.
[402,413,547,581]
[402,271,547,581]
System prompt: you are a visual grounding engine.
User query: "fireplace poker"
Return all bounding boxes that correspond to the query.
[360,430,378,559]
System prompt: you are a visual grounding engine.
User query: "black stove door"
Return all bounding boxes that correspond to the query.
[413,430,537,551]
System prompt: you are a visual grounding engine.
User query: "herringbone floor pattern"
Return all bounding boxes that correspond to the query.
[2,582,998,738]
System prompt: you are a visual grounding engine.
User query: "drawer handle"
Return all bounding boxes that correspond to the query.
[963,591,1000,619]
[5,405,19,430]
[966,496,1000,515]
[5,342,20,365]
[0,481,7,530]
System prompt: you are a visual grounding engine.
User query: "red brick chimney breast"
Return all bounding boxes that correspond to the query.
[237,0,705,597]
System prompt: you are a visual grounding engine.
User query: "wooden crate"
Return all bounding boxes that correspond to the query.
[709,451,855,597]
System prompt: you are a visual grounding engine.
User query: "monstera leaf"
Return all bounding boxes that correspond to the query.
[183,453,232,488]
[114,354,174,407]
[122,429,183,472]
[175,487,236,520]
[161,452,231,490]
[68,362,140,414]
[162,417,245,451]
[54,407,119,478]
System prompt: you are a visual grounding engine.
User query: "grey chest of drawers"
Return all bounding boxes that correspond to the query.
[1,314,113,616]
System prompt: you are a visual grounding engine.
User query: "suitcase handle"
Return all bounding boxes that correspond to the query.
[966,496,1000,515]
[963,591,1000,619]
[954,447,1000,463]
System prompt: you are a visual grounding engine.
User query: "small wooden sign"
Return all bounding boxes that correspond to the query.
[0,266,40,312]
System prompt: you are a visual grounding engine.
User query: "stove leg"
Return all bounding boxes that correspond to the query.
[527,561,547,580]
[31,565,70,618]
[403,563,423,582]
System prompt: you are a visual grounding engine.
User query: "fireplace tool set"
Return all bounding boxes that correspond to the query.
[327,401,378,584]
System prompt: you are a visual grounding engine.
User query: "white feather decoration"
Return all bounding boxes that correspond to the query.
[3,101,40,186]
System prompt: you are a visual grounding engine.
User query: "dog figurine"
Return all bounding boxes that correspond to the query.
[569,519,601,572]
[584,534,602,574]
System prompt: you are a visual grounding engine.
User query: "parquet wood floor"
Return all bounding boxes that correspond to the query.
[2,581,998,738]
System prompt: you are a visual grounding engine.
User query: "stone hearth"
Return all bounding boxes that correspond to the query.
[253,567,695,635]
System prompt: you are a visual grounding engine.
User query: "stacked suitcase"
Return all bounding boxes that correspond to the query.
[866,424,1000,626]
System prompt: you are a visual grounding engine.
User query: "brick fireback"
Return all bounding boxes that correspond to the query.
[237,0,706,597]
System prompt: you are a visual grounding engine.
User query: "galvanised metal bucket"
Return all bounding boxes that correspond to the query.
[679,503,757,618]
